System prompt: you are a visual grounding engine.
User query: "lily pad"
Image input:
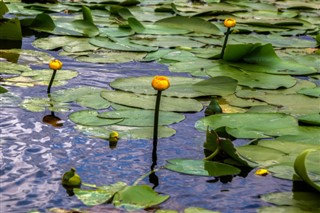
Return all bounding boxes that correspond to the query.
[110,76,237,98]
[195,113,299,139]
[113,185,170,209]
[98,109,185,127]
[155,16,222,35]
[294,149,320,192]
[75,125,176,139]
[184,207,220,213]
[165,159,241,177]
[101,90,203,112]
[69,110,123,126]
[260,192,320,212]
[74,182,127,206]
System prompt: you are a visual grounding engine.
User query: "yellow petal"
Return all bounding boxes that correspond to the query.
[255,168,269,176]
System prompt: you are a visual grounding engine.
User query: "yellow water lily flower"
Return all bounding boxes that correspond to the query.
[49,59,63,70]
[151,76,170,91]
[255,168,269,176]
[224,18,236,28]
[109,131,119,143]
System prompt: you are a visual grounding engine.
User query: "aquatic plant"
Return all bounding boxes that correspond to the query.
[47,59,63,94]
[220,18,236,59]
[151,76,170,165]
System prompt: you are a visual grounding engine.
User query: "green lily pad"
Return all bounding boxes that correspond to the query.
[51,86,107,103]
[184,207,220,213]
[0,49,52,65]
[298,113,320,125]
[195,113,299,139]
[69,50,147,63]
[155,16,222,35]
[110,76,237,98]
[33,36,79,50]
[165,159,241,177]
[113,185,170,209]
[74,182,127,206]
[0,18,22,41]
[294,149,320,192]
[235,89,320,115]
[76,93,111,110]
[98,109,185,127]
[75,125,176,140]
[260,192,320,212]
[21,69,78,82]
[101,90,203,112]
[20,97,70,112]
[207,63,297,89]
[298,87,320,98]
[89,37,158,52]
[0,61,31,74]
[130,35,206,48]
[69,110,123,126]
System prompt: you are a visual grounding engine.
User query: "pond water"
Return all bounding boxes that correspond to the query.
[1,36,293,213]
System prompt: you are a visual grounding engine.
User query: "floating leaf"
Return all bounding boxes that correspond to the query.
[298,114,320,126]
[155,16,222,35]
[195,113,299,138]
[207,63,297,89]
[20,97,70,112]
[165,159,241,177]
[184,207,220,213]
[260,192,320,212]
[294,149,320,192]
[75,125,176,139]
[101,90,203,112]
[69,110,123,126]
[113,185,169,209]
[90,37,158,52]
[76,93,111,110]
[98,109,185,127]
[74,182,127,206]
[110,76,237,98]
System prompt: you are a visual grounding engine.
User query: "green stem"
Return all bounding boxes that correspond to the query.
[220,27,231,59]
[47,69,57,94]
[204,146,220,161]
[133,168,160,186]
[152,90,162,165]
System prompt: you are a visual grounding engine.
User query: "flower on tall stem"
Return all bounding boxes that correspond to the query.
[151,76,170,166]
[220,18,236,59]
[47,59,63,94]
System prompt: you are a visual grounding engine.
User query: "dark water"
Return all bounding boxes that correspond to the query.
[0,36,292,213]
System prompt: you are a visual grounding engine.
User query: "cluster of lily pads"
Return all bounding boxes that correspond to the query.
[1,0,320,212]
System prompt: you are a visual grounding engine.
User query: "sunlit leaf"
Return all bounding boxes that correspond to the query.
[101,90,203,112]
[110,76,236,98]
[196,113,299,138]
[90,37,158,52]
[113,185,169,209]
[74,182,127,206]
[155,16,222,35]
[294,149,320,192]
[260,192,320,212]
[98,109,185,127]
[184,207,220,213]
[75,125,176,139]
[69,110,123,126]
[165,159,241,177]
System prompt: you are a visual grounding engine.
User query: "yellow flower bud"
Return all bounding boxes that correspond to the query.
[109,131,119,143]
[151,76,170,91]
[255,168,269,176]
[224,18,236,28]
[49,59,63,70]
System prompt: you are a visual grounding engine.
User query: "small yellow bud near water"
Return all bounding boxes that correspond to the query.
[224,18,236,28]
[151,76,170,91]
[255,168,269,176]
[49,59,63,70]
[109,131,119,143]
